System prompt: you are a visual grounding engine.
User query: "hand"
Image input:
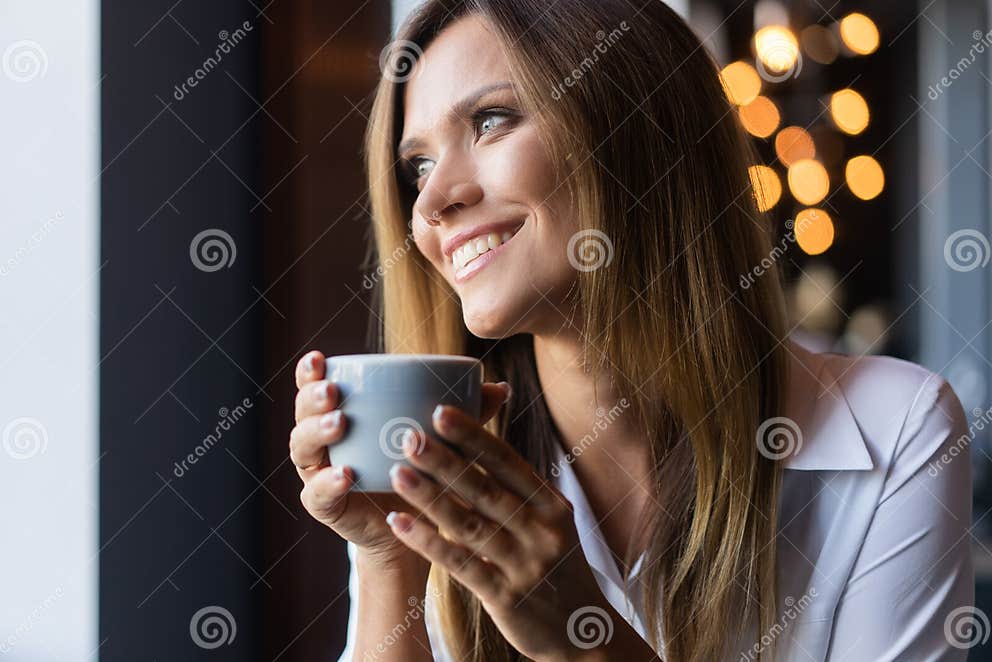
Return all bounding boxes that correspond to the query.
[290,350,511,570]
[383,402,626,661]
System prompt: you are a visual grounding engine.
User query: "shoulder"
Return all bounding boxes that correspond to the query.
[785,338,972,477]
[826,348,968,468]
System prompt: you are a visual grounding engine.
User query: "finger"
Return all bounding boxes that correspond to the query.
[386,509,506,604]
[290,411,347,471]
[431,405,552,508]
[397,428,532,538]
[295,351,325,390]
[479,381,512,425]
[294,379,340,423]
[300,464,354,526]
[388,456,520,567]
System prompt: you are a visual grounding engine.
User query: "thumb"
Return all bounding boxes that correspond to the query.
[478,381,512,424]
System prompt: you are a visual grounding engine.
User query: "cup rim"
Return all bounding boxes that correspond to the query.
[325,353,480,364]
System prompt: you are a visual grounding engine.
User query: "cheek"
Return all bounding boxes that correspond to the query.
[482,127,560,200]
[411,219,442,267]
[492,133,577,269]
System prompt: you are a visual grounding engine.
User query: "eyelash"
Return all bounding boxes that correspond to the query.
[402,107,517,189]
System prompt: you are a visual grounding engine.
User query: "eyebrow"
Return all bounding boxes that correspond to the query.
[396,81,516,157]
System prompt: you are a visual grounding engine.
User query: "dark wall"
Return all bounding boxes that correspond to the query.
[100,1,263,659]
[101,0,389,660]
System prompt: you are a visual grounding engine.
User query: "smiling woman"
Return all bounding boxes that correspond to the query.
[357,3,793,657]
[288,1,974,661]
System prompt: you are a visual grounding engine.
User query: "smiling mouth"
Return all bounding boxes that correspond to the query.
[451,224,524,271]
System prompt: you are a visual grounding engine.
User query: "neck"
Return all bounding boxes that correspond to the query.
[531,331,646,462]
[531,329,654,569]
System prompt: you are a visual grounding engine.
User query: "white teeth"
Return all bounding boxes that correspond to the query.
[452,228,520,270]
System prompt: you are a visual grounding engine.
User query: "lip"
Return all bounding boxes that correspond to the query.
[441,217,527,260]
[451,222,524,284]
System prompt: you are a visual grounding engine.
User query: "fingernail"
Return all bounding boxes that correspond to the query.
[432,404,445,421]
[386,510,413,532]
[402,428,424,455]
[331,465,345,481]
[390,462,419,488]
[320,410,341,430]
[304,354,317,373]
[497,381,513,403]
[314,382,328,403]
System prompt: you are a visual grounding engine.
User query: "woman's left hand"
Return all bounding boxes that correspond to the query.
[383,392,640,662]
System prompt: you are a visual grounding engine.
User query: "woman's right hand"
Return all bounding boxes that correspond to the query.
[291,350,511,570]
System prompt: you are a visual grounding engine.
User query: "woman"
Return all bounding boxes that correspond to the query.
[289,1,975,660]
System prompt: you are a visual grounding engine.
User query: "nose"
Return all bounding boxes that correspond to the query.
[413,158,483,227]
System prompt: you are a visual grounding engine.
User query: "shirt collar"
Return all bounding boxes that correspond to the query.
[780,338,874,471]
[550,441,642,588]
[547,338,874,588]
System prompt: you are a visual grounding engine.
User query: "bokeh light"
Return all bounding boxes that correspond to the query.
[801,24,839,64]
[791,262,843,331]
[794,208,835,255]
[787,159,830,205]
[739,96,781,138]
[845,155,885,200]
[720,61,762,105]
[754,26,800,75]
[839,13,880,55]
[748,164,782,212]
[829,88,870,135]
[775,126,816,166]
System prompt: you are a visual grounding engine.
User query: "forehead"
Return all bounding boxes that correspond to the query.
[402,14,511,130]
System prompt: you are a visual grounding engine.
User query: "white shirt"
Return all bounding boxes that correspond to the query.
[336,339,975,661]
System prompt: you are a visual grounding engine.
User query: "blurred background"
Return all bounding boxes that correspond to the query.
[1,0,990,659]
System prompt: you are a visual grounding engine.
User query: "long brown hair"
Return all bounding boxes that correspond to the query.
[362,1,790,660]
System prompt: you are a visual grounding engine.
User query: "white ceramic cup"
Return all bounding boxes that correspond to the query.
[324,353,483,492]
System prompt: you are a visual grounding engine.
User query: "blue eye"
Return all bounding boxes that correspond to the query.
[413,158,434,178]
[475,109,514,137]
[402,157,434,190]
[399,107,518,191]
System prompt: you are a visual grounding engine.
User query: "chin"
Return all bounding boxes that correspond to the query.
[463,313,515,340]
[461,299,527,340]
